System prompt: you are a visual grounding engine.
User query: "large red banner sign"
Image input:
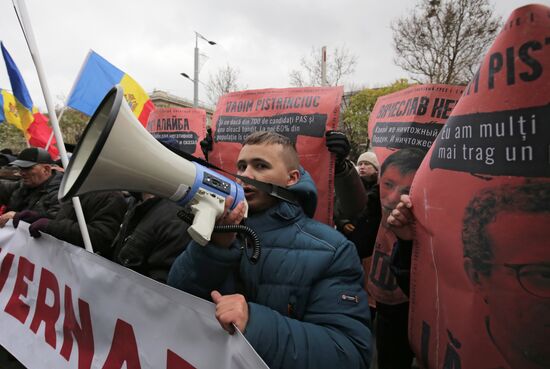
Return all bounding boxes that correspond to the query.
[409,5,550,369]
[209,87,343,224]
[146,108,207,158]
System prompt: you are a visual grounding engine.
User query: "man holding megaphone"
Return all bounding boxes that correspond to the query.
[168,131,373,369]
[57,85,371,369]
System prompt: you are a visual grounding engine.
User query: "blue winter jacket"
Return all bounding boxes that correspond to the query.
[168,169,372,369]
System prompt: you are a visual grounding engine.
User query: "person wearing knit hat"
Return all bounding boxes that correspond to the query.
[356,152,379,182]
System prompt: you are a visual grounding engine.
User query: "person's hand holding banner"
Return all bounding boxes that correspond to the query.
[12,210,41,228]
[325,130,351,172]
[28,218,49,238]
[211,290,249,335]
[0,211,15,227]
[387,194,414,241]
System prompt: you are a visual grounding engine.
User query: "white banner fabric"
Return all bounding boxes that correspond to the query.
[0,223,268,369]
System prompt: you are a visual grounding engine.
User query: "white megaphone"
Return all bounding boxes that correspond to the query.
[59,85,247,246]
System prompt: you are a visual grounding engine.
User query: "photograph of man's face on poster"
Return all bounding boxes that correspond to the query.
[462,182,550,369]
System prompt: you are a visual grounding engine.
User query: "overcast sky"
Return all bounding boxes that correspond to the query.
[0,0,540,111]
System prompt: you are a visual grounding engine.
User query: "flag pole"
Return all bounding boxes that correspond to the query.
[13,0,94,253]
[44,106,66,151]
[46,49,93,151]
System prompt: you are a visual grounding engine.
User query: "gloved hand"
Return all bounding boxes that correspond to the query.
[13,210,41,228]
[325,130,351,172]
[29,218,50,238]
[200,128,214,160]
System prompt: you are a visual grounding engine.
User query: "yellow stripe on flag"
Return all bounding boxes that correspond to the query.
[120,74,150,119]
[2,90,32,134]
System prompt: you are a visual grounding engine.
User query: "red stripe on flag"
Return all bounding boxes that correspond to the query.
[27,113,59,160]
[137,99,155,127]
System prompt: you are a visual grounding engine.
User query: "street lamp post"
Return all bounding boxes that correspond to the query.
[180,73,208,87]
[192,31,216,108]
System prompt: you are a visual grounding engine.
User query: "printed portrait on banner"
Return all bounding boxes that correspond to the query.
[409,5,550,369]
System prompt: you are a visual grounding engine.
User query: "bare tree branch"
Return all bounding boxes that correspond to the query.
[205,64,247,105]
[392,0,501,85]
[289,46,357,87]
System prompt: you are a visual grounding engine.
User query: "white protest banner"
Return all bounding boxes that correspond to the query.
[0,223,268,369]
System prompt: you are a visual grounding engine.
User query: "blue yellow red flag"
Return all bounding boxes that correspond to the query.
[1,42,35,132]
[67,50,155,126]
[0,88,25,130]
[1,43,59,158]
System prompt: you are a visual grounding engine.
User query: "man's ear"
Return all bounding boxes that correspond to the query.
[464,257,489,303]
[41,164,52,174]
[286,169,300,186]
[464,257,482,286]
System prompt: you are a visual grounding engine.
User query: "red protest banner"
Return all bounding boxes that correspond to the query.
[146,108,207,158]
[365,84,464,307]
[409,5,550,369]
[367,83,465,164]
[209,87,343,225]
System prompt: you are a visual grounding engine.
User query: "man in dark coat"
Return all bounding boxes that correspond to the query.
[110,193,191,283]
[14,191,128,256]
[333,151,382,259]
[0,147,62,227]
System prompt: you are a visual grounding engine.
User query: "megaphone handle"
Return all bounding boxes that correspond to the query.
[187,190,225,246]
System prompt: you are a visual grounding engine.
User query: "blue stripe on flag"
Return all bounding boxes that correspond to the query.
[1,42,34,111]
[66,51,125,116]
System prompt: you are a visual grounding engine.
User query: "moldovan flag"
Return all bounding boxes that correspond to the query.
[1,43,59,159]
[0,88,26,130]
[67,50,155,126]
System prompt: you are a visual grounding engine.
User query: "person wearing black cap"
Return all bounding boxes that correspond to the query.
[0,152,15,167]
[0,147,62,227]
[0,151,19,181]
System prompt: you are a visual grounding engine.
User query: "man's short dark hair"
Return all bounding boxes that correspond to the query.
[242,131,300,170]
[380,148,425,176]
[462,182,550,276]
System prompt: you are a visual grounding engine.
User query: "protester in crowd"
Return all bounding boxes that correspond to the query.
[13,191,127,256]
[0,152,19,182]
[326,130,369,221]
[168,131,372,369]
[327,133,382,322]
[110,193,191,283]
[367,148,424,369]
[332,147,382,259]
[0,152,15,167]
[200,127,213,160]
[0,147,62,227]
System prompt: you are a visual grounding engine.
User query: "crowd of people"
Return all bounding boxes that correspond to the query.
[0,131,397,369]
[0,131,408,369]
[0,128,542,369]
